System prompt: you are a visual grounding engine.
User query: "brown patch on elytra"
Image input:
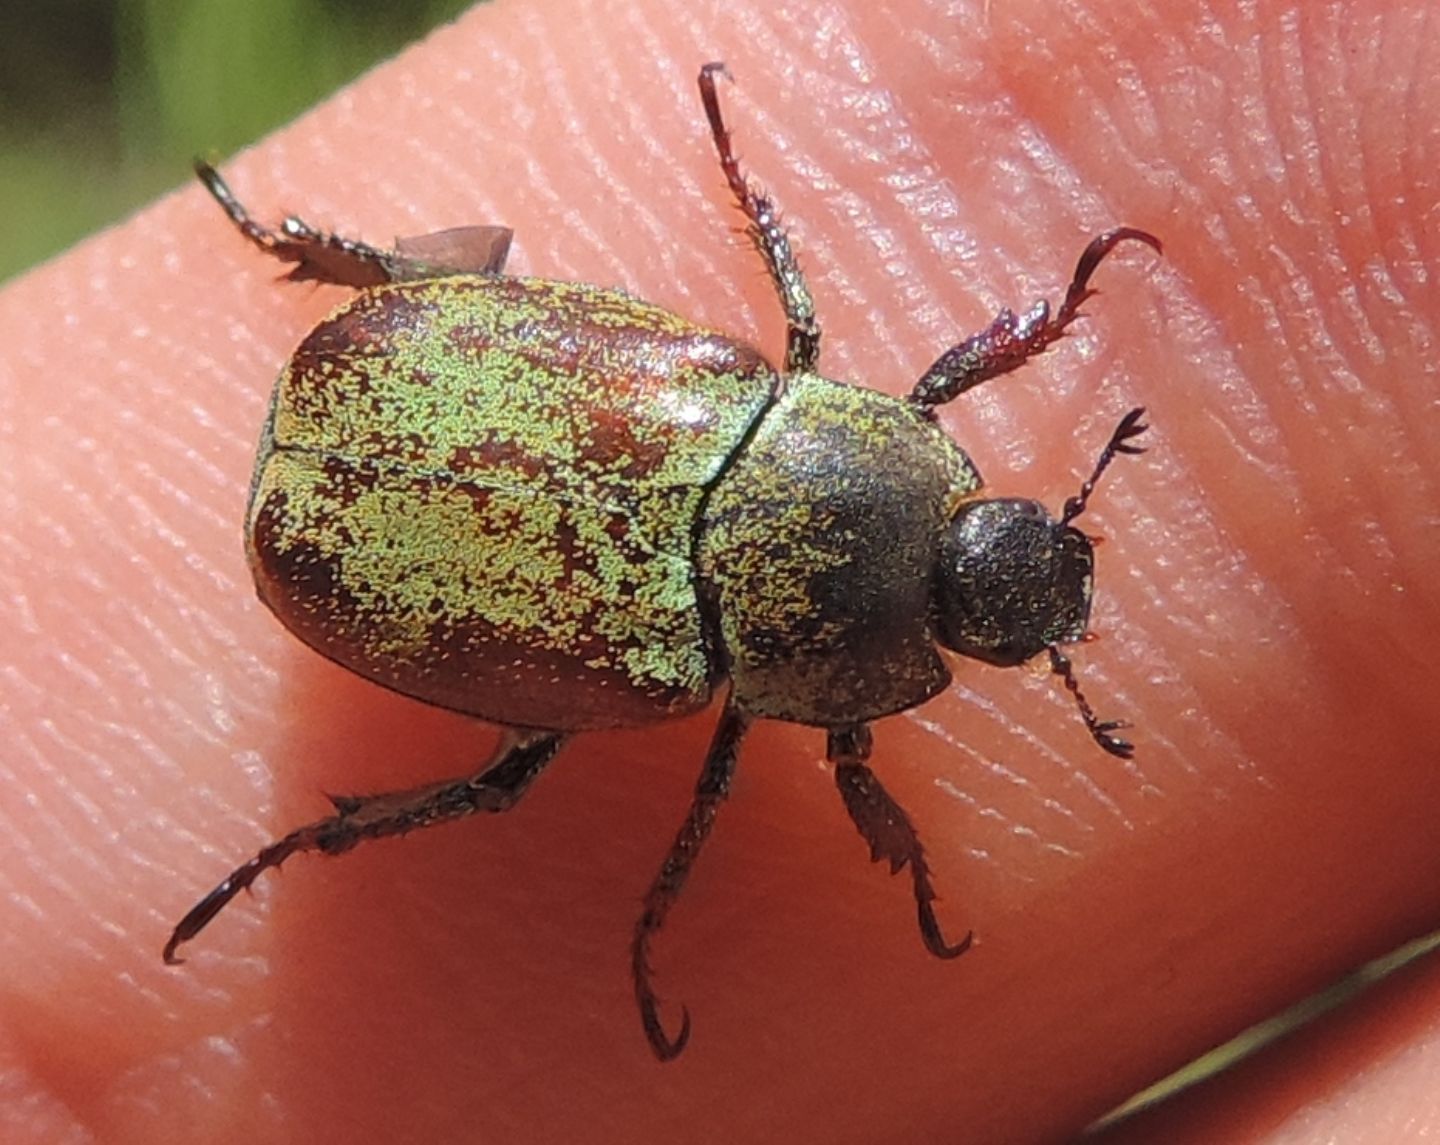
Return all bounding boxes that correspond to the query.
[446,439,545,483]
[251,491,362,626]
[299,289,439,362]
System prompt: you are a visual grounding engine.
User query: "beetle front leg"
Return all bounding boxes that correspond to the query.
[908,228,1162,412]
[195,161,513,286]
[163,728,566,963]
[631,703,750,1060]
[829,725,972,960]
[698,63,820,374]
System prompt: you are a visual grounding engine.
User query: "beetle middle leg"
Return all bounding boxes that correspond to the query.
[632,703,751,1060]
[163,728,565,964]
[829,725,973,960]
[195,160,513,287]
[908,227,1163,412]
[698,63,821,374]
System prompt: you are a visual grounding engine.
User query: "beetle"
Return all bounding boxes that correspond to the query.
[166,62,1160,1060]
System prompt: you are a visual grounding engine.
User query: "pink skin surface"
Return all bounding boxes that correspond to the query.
[1,1,1437,1142]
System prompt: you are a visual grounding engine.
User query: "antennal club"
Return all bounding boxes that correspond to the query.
[1062,407,1148,526]
[1050,647,1134,759]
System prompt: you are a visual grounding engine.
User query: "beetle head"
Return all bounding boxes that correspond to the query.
[929,408,1148,759]
[932,498,1092,667]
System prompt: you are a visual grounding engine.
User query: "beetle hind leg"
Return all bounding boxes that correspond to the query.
[194,160,513,287]
[829,725,972,960]
[631,703,750,1060]
[698,63,820,374]
[163,728,566,964]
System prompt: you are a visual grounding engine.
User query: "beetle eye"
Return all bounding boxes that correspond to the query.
[933,499,1094,667]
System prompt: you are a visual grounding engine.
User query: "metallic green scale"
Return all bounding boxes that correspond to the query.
[247,274,776,730]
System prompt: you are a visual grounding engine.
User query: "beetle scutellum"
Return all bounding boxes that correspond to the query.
[167,62,1160,1059]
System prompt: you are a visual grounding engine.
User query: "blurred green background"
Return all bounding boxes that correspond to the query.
[0,0,474,284]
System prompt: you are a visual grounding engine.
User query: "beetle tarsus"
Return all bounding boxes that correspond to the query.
[829,727,972,961]
[698,62,821,373]
[630,704,748,1059]
[163,828,310,963]
[1059,227,1164,328]
[917,898,974,960]
[193,159,512,286]
[633,900,691,1058]
[909,228,1162,411]
[638,988,693,1062]
[164,731,565,963]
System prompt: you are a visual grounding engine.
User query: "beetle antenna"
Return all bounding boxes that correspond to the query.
[1049,646,1133,758]
[1061,407,1148,526]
